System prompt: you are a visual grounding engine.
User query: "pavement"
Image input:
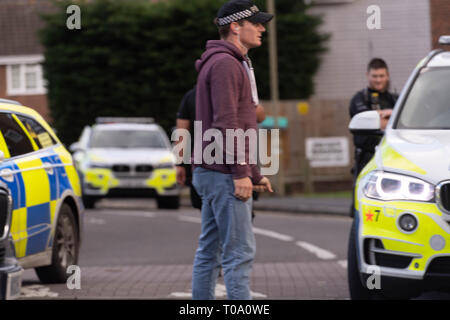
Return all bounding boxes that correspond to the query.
[19,201,352,300]
[20,261,349,300]
[182,193,352,216]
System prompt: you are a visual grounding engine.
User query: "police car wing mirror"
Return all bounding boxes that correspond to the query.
[349,111,384,136]
[69,142,83,153]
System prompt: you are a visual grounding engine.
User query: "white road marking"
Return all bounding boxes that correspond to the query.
[252,227,294,242]
[178,216,341,262]
[296,241,337,260]
[86,217,106,225]
[169,284,267,298]
[338,260,347,269]
[20,285,59,298]
[178,216,202,224]
[97,211,156,218]
[178,216,294,242]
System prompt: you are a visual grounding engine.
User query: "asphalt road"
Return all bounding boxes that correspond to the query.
[17,198,450,300]
[79,199,352,267]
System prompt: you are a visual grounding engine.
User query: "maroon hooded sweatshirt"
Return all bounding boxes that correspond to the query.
[194,40,263,184]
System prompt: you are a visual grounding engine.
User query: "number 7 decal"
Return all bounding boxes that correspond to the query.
[375,209,381,222]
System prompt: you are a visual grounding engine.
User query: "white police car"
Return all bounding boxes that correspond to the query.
[71,118,179,209]
[348,36,450,299]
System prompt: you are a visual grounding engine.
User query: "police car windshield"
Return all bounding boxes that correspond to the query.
[90,130,167,149]
[397,67,450,129]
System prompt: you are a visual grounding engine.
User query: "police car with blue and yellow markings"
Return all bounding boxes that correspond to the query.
[70,118,179,209]
[348,36,450,299]
[0,98,83,295]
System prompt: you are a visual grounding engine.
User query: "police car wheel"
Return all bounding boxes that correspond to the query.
[35,203,79,284]
[347,220,374,300]
[156,196,180,210]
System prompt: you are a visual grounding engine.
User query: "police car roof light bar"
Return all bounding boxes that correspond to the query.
[0,98,21,106]
[95,117,155,124]
[439,35,450,45]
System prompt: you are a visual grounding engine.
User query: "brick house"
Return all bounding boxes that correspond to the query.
[430,0,450,50]
[0,0,52,120]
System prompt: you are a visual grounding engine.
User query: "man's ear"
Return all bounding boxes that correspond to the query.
[231,22,240,34]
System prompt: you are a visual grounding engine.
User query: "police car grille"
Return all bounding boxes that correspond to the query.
[374,252,413,269]
[0,191,8,239]
[364,238,413,269]
[439,183,450,212]
[426,257,450,276]
[136,165,153,173]
[112,165,131,173]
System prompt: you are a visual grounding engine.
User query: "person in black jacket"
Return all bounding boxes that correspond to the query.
[176,86,202,210]
[349,58,398,176]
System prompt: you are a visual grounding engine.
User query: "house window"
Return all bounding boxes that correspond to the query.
[6,62,47,96]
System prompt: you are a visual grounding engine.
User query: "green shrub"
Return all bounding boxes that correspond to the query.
[40,0,328,144]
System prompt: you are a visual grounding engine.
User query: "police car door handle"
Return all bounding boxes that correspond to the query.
[0,168,14,182]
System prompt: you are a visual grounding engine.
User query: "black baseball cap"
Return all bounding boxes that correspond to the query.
[216,0,274,27]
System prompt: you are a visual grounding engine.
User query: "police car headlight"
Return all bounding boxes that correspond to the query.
[363,171,434,202]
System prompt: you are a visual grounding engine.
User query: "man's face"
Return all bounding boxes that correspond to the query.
[367,68,389,92]
[237,20,266,49]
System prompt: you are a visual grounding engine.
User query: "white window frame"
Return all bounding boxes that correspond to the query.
[0,55,47,96]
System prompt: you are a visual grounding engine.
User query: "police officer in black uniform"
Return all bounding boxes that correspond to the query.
[176,86,203,210]
[349,58,398,217]
[350,58,398,177]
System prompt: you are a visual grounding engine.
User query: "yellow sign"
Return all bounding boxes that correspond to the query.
[297,102,309,115]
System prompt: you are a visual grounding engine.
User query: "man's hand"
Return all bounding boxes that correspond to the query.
[255,104,266,124]
[176,166,186,186]
[252,176,273,193]
[233,177,253,201]
[377,109,392,130]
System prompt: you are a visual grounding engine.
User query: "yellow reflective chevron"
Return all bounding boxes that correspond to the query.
[380,143,427,175]
[83,167,176,195]
[84,168,120,193]
[146,169,176,194]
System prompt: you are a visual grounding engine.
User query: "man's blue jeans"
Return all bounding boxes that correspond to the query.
[192,167,256,300]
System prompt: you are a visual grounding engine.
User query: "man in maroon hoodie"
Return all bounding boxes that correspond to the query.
[191,0,273,300]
